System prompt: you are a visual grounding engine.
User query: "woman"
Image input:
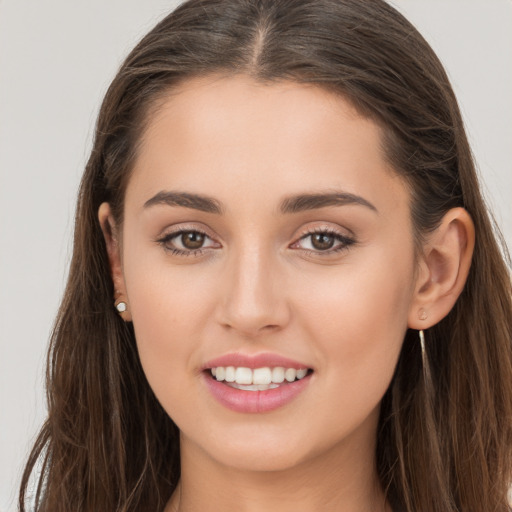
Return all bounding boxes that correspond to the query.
[19,0,512,511]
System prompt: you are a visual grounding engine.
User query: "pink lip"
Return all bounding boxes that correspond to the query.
[201,352,313,414]
[203,372,312,413]
[202,352,310,370]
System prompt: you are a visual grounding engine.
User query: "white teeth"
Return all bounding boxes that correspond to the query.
[272,367,285,383]
[215,367,225,381]
[224,366,235,382]
[253,367,272,385]
[210,366,309,386]
[235,367,253,385]
[285,368,297,382]
[296,368,308,379]
[229,382,280,391]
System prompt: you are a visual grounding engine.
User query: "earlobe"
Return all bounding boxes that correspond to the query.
[408,207,475,330]
[98,202,132,321]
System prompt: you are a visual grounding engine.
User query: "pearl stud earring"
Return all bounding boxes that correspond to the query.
[115,301,127,313]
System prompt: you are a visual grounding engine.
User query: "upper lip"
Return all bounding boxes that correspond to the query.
[202,352,312,371]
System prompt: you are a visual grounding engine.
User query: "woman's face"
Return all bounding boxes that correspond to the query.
[115,75,419,472]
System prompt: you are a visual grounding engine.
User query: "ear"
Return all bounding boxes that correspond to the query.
[408,207,475,329]
[98,202,132,321]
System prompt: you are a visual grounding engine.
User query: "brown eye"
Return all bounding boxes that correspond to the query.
[310,233,335,250]
[157,228,220,256]
[181,231,205,249]
[291,228,355,256]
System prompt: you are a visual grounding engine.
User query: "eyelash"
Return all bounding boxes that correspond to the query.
[292,227,356,256]
[156,227,356,257]
[156,228,214,258]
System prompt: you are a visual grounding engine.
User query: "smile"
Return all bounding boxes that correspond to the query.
[210,366,309,391]
[203,355,314,413]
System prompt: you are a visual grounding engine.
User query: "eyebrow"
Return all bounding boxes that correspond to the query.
[144,191,224,214]
[279,192,377,214]
[143,190,377,215]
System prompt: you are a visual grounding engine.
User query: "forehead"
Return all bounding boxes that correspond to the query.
[126,74,408,217]
[141,74,369,153]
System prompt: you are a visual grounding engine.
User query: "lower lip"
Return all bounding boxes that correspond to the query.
[203,372,312,413]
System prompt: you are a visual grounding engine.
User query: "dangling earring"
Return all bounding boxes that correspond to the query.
[419,329,426,363]
[417,309,432,388]
[419,328,434,396]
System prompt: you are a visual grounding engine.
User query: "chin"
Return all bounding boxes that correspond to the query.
[212,444,311,473]
[187,423,326,474]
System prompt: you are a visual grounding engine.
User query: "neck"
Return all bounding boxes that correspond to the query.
[166,422,389,512]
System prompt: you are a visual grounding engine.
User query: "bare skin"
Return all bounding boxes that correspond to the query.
[99,75,474,512]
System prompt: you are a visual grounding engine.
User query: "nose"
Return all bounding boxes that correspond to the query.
[216,244,290,338]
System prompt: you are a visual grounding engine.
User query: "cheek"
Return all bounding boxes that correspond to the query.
[123,265,217,422]
[296,247,414,394]
[121,244,217,388]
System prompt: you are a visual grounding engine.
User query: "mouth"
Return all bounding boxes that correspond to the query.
[202,362,314,413]
[207,366,313,391]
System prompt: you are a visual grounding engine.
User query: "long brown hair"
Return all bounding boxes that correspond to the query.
[19,1,512,510]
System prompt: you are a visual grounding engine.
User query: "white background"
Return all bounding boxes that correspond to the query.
[1,1,511,511]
